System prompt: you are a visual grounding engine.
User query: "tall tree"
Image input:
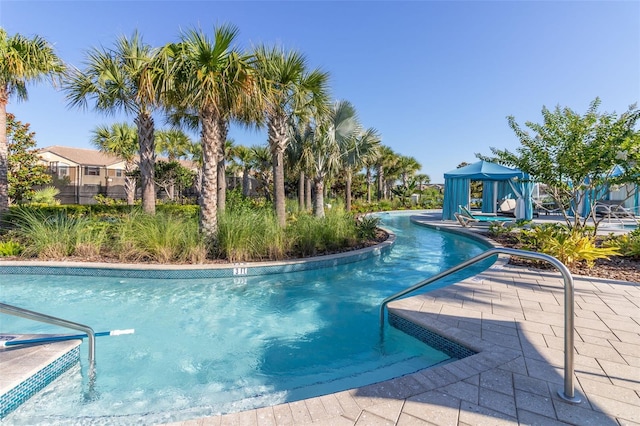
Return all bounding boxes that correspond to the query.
[397,155,421,187]
[249,145,273,201]
[311,100,360,217]
[65,31,159,214]
[162,25,256,240]
[6,113,51,204]
[155,128,193,161]
[287,120,314,212]
[91,122,139,205]
[253,45,330,226]
[374,146,398,200]
[232,144,254,197]
[0,28,65,215]
[481,98,640,233]
[340,127,381,211]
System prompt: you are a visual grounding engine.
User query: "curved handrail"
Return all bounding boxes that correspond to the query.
[0,302,95,365]
[379,247,580,403]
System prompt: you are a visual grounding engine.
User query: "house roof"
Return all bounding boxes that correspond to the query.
[39,145,199,170]
[39,145,124,167]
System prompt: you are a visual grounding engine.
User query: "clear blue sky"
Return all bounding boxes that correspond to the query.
[2,1,639,184]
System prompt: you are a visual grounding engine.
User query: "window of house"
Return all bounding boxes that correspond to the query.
[49,162,58,173]
[115,169,123,177]
[84,166,100,176]
[58,165,69,178]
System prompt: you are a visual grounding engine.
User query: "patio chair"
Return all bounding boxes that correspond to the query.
[454,205,515,227]
[594,200,636,219]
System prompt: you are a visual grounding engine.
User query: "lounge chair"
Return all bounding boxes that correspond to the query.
[594,200,636,219]
[454,205,515,227]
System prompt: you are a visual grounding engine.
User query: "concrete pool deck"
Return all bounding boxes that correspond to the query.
[169,214,639,425]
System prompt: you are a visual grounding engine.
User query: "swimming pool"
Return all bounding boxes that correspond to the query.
[1,213,494,424]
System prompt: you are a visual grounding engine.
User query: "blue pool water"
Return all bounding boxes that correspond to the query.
[1,213,494,425]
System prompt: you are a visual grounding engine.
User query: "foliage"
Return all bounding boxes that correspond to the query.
[94,194,128,206]
[517,223,619,267]
[480,98,640,233]
[10,207,107,259]
[113,210,206,263]
[604,229,640,259]
[6,113,52,203]
[30,186,60,205]
[287,208,358,256]
[0,240,23,256]
[217,207,285,262]
[355,215,380,240]
[153,160,195,201]
[391,182,417,208]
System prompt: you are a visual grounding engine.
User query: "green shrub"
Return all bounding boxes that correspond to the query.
[604,229,640,259]
[287,209,358,256]
[114,211,206,263]
[217,208,285,261]
[0,240,23,256]
[518,223,619,267]
[356,215,380,240]
[10,207,106,259]
[30,186,60,205]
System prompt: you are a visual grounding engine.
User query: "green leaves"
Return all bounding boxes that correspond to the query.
[484,98,640,231]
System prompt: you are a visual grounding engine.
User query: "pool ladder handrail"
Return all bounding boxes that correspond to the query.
[0,302,96,365]
[379,247,580,404]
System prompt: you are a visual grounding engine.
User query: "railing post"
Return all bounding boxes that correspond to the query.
[0,302,96,365]
[379,247,580,404]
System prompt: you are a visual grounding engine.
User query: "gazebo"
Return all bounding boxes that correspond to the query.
[442,160,534,221]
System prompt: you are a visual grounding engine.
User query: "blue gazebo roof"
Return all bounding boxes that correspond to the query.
[444,160,524,180]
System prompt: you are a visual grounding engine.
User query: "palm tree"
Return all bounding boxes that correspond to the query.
[287,121,315,212]
[0,28,65,215]
[155,128,193,161]
[155,128,194,200]
[253,45,330,226]
[249,145,273,201]
[340,127,381,211]
[91,122,138,205]
[414,173,431,191]
[397,155,421,187]
[374,146,398,200]
[310,100,360,217]
[162,25,256,239]
[232,144,254,197]
[65,31,160,214]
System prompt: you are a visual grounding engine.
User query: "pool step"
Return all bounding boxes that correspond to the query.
[0,335,81,418]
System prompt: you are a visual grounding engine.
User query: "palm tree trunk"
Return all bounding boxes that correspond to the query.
[217,119,228,213]
[124,160,136,205]
[268,114,289,227]
[298,170,305,212]
[199,109,220,240]
[0,92,8,215]
[313,177,325,218]
[345,170,352,212]
[377,166,384,201]
[366,167,372,204]
[305,177,312,211]
[135,112,156,215]
[242,168,250,197]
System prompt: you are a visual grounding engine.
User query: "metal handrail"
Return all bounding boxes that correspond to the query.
[379,247,580,403]
[0,302,95,364]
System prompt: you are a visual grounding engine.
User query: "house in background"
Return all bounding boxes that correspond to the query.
[38,146,129,204]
